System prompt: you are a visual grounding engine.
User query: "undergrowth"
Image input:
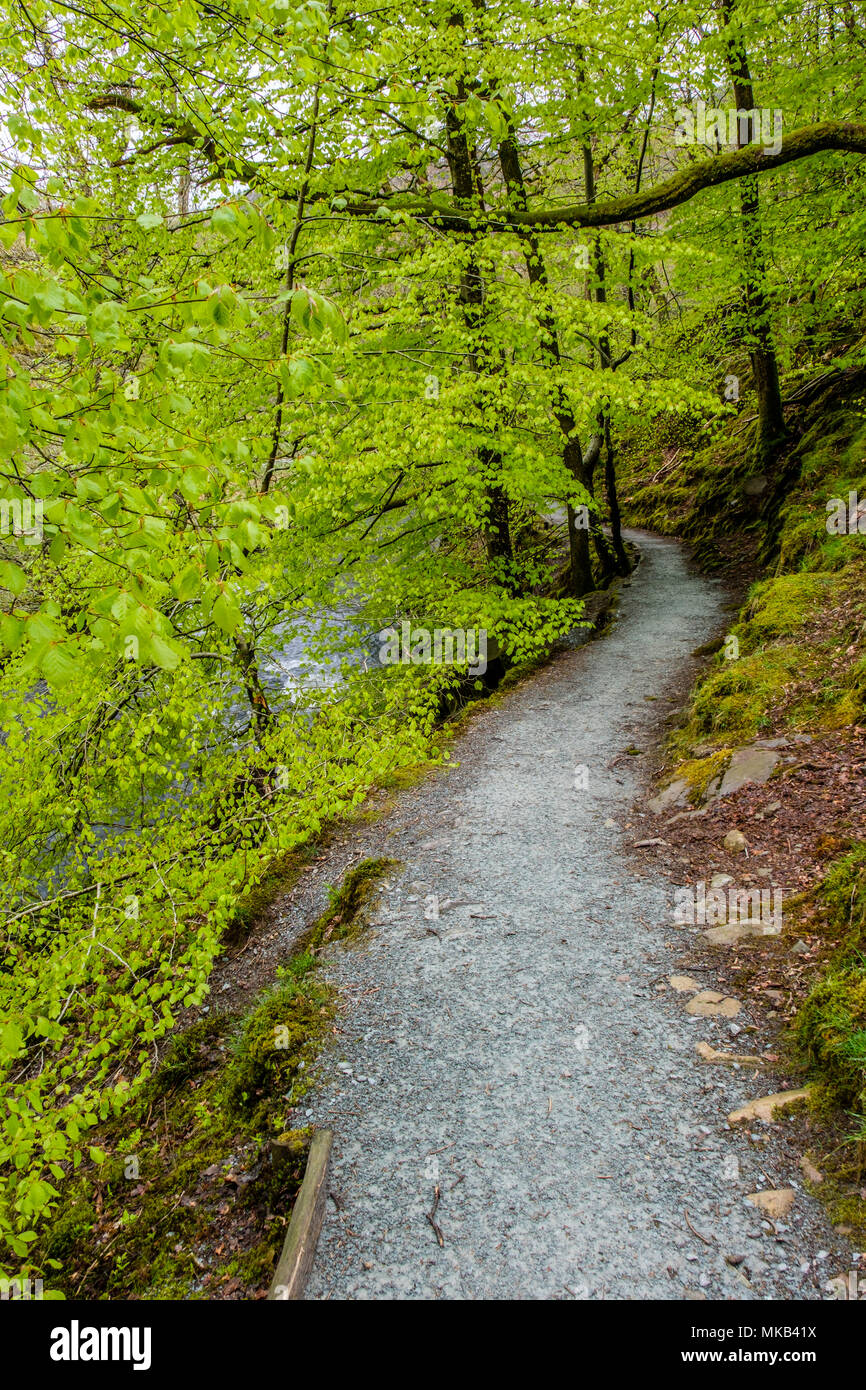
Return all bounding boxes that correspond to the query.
[32,857,396,1299]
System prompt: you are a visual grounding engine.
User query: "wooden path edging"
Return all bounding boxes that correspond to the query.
[267,1128,333,1300]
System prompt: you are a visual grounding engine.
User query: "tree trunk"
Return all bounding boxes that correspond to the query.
[582,140,629,578]
[262,86,320,495]
[497,126,599,595]
[603,419,630,573]
[443,42,515,588]
[233,633,274,745]
[718,0,786,466]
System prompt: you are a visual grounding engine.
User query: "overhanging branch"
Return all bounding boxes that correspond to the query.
[85,97,866,234]
[339,121,866,231]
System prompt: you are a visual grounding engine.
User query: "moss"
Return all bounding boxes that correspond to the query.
[376,762,432,791]
[306,856,400,950]
[41,1195,97,1265]
[220,958,334,1121]
[618,420,753,541]
[142,1015,229,1102]
[812,843,866,952]
[793,844,866,1113]
[825,1187,866,1235]
[741,572,836,640]
[796,971,866,1110]
[673,748,733,803]
[689,646,809,739]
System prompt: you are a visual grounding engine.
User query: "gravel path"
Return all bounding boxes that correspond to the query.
[303,531,844,1301]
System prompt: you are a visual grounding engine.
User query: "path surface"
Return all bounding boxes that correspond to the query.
[302,532,839,1300]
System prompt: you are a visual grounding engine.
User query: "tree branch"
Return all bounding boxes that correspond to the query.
[338,121,866,231]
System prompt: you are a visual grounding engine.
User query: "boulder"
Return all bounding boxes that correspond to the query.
[723,829,747,853]
[648,778,690,815]
[718,747,779,797]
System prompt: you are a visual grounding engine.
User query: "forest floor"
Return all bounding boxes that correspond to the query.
[243,529,852,1301]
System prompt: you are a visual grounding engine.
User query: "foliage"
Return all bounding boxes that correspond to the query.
[1,0,865,1289]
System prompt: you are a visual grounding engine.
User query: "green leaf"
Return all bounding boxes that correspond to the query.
[175,564,201,601]
[0,1021,24,1056]
[40,644,79,687]
[146,634,181,670]
[212,592,242,634]
[211,205,238,237]
[0,559,27,596]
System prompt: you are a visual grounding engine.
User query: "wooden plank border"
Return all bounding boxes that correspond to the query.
[267,1128,333,1301]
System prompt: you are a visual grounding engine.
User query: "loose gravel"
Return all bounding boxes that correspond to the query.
[301,531,847,1300]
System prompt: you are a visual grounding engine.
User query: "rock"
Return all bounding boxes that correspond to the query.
[718,747,779,797]
[747,1188,795,1219]
[648,778,689,815]
[723,829,747,853]
[763,800,782,814]
[669,975,702,993]
[800,1155,823,1185]
[695,1041,765,1066]
[682,1289,707,1300]
[665,808,708,825]
[704,920,779,945]
[728,1088,810,1125]
[791,939,810,955]
[709,873,734,889]
[685,990,742,1018]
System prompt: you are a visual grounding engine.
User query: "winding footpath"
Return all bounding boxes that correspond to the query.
[301,531,842,1300]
